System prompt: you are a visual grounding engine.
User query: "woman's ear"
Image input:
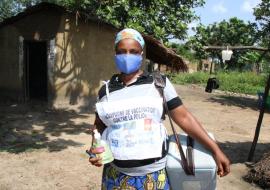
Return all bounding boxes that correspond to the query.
[141,51,144,56]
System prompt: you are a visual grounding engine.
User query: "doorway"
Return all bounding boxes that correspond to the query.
[24,41,48,101]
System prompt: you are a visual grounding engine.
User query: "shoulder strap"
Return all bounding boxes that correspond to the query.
[152,72,166,89]
[152,72,166,120]
[153,71,195,176]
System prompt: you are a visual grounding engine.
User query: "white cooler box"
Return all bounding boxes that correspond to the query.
[166,133,217,190]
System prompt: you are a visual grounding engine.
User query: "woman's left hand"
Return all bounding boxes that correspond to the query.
[213,150,230,177]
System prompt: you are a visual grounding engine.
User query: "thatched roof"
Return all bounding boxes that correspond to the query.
[143,35,188,72]
[0,2,188,72]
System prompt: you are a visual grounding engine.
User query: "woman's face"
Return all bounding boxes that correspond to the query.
[115,38,143,55]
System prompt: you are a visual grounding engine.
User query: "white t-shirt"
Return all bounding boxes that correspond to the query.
[96,72,183,176]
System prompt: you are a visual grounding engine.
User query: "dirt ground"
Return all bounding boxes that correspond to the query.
[0,84,270,190]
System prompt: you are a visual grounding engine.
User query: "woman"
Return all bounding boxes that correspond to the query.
[89,28,230,190]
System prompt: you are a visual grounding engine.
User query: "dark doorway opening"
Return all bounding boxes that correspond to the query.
[24,41,48,101]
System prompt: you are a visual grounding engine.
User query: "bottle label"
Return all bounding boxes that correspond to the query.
[95,146,105,153]
[101,142,114,164]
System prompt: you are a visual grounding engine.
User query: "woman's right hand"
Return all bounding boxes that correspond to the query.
[88,148,103,167]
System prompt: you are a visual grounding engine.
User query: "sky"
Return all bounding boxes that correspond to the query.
[188,0,261,35]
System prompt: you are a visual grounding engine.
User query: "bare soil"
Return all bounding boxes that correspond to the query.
[0,84,270,190]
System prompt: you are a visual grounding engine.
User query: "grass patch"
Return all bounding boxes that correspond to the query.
[168,71,267,95]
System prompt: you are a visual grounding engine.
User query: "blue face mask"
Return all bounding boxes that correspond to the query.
[114,54,142,74]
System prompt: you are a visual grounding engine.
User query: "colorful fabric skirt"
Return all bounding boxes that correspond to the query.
[101,164,170,190]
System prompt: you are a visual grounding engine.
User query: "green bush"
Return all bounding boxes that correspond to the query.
[168,72,209,84]
[168,71,267,95]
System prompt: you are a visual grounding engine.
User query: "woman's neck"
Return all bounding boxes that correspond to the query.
[120,70,143,86]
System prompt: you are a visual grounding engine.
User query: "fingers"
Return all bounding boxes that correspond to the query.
[222,162,230,176]
[213,150,231,177]
[217,160,230,177]
[87,148,103,167]
[89,156,103,167]
[217,162,224,177]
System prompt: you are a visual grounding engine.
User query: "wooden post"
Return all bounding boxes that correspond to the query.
[209,56,214,75]
[203,46,268,52]
[248,73,270,161]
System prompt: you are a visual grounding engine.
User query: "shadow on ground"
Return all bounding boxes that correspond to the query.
[217,141,270,164]
[0,102,94,153]
[207,95,261,111]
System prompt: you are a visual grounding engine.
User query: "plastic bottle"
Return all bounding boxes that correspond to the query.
[93,129,114,164]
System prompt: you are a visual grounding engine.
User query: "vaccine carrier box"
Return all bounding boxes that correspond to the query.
[166,133,217,190]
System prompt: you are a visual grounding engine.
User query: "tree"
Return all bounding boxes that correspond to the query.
[187,17,259,70]
[0,1,15,22]
[0,0,205,42]
[0,0,46,22]
[170,43,199,64]
[94,0,205,41]
[254,0,270,48]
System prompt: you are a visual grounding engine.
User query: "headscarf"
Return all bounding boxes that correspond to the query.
[115,28,145,48]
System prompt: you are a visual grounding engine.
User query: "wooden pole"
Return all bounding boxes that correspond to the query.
[248,73,270,161]
[203,46,268,52]
[209,56,214,75]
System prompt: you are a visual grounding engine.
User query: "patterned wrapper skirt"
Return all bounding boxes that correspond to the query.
[101,164,170,190]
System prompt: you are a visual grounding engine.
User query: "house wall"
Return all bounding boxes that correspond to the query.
[53,13,118,109]
[0,25,21,101]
